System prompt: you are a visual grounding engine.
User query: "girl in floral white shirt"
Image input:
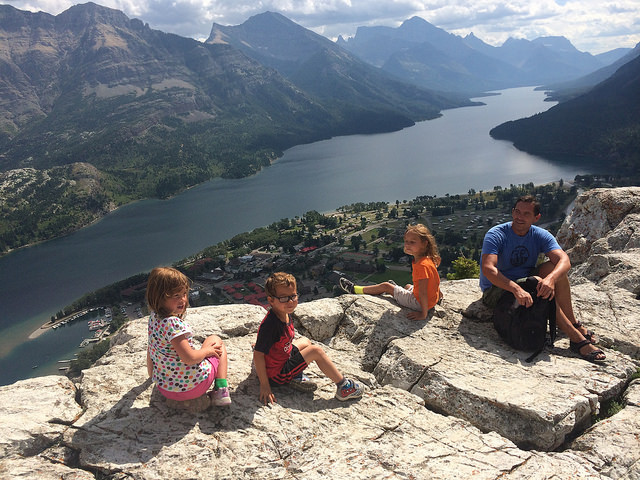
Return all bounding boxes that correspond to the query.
[146,267,230,409]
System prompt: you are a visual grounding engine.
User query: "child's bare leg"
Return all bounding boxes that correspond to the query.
[294,337,312,352]
[204,335,228,378]
[299,344,343,383]
[216,342,228,379]
[203,334,223,347]
[362,282,395,295]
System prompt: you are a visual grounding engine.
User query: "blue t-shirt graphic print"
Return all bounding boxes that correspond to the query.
[510,245,530,267]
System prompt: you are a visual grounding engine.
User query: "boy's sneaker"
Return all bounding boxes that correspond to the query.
[288,373,318,392]
[335,378,363,401]
[339,277,356,294]
[211,386,231,406]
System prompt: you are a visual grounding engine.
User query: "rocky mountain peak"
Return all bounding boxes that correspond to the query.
[56,2,133,32]
[208,10,336,65]
[531,35,581,53]
[397,15,451,42]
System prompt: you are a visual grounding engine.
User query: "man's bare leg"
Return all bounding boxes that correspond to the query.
[537,262,604,360]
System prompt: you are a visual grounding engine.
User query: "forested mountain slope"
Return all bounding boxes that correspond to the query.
[490,55,640,174]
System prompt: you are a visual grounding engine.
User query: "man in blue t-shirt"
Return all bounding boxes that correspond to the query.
[480,195,605,363]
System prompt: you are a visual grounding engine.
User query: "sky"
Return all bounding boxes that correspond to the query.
[4,0,640,55]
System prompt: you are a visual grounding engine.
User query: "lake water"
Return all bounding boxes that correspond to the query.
[0,87,589,385]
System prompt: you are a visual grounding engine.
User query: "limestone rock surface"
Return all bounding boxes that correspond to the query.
[1,187,639,479]
[558,186,640,289]
[0,375,82,458]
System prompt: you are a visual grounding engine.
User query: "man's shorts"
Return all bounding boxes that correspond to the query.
[270,345,309,385]
[482,265,542,309]
[482,285,507,309]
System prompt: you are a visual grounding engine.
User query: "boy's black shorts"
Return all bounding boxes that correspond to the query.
[269,345,308,385]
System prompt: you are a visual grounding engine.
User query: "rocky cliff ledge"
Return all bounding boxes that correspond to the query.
[1,187,639,480]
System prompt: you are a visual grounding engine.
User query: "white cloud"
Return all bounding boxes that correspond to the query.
[4,0,639,53]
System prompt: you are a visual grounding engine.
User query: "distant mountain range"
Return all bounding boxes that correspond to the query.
[0,2,638,253]
[207,12,466,131]
[336,16,630,93]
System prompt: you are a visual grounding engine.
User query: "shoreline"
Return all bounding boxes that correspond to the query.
[28,325,50,340]
[0,201,121,259]
[0,167,270,260]
[0,155,280,259]
[0,163,594,261]
[28,308,96,340]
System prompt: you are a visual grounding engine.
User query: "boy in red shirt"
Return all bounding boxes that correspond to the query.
[253,272,363,404]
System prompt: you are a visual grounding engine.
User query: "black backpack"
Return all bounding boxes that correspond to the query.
[492,276,556,362]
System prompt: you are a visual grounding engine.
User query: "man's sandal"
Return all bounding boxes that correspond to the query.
[570,339,606,363]
[572,321,597,344]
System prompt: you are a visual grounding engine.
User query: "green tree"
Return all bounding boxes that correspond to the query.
[446,256,480,280]
[351,235,363,252]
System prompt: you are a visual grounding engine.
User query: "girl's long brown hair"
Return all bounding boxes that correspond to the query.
[406,224,441,266]
[146,267,191,318]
